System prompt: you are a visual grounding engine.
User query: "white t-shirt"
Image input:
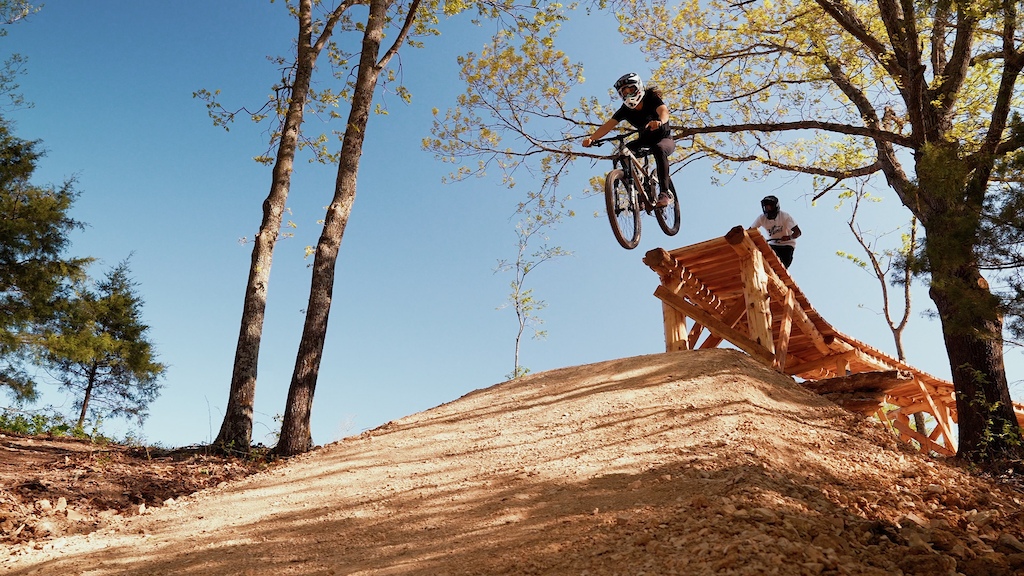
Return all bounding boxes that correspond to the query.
[751,211,799,247]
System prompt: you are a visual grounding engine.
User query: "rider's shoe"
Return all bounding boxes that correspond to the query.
[656,193,672,208]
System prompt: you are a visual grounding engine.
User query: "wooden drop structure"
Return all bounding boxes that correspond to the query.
[644,226,1024,457]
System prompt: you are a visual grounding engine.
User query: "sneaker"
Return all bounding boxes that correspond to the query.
[656,193,672,208]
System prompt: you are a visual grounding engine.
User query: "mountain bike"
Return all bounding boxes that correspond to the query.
[591,132,680,250]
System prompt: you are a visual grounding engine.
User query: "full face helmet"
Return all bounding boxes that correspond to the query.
[761,195,780,219]
[614,72,645,109]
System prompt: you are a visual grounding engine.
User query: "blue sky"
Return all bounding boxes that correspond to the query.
[4,1,1021,448]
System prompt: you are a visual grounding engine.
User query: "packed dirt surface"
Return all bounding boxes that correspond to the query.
[4,349,1024,575]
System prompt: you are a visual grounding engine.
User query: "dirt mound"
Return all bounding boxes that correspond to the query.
[3,349,1024,575]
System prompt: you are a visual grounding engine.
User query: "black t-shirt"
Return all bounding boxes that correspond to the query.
[613,91,670,142]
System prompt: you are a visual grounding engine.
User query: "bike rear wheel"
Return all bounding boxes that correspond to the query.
[655,177,681,236]
[605,169,641,249]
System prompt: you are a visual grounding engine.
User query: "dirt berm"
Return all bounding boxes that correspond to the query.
[4,349,1024,575]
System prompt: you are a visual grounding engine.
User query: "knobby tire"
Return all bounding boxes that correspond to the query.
[655,178,681,236]
[604,169,641,249]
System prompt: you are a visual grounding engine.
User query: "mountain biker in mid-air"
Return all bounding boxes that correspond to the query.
[582,72,675,208]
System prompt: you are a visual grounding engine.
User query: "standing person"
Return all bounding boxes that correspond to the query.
[582,72,675,207]
[752,195,802,268]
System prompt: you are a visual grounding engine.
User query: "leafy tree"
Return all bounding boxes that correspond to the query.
[41,259,165,429]
[0,119,90,402]
[433,0,1024,464]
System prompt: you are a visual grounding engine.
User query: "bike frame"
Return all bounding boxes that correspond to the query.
[593,129,681,249]
[602,133,658,209]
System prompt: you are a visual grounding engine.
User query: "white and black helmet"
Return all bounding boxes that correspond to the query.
[614,72,645,109]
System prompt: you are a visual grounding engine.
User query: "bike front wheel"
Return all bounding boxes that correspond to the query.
[655,177,681,236]
[605,169,641,249]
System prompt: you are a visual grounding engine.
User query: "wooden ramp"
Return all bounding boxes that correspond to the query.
[644,226,1024,457]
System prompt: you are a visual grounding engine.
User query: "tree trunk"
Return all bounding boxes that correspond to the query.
[928,240,1021,461]
[914,145,1023,463]
[275,0,389,457]
[215,1,317,454]
[76,362,98,429]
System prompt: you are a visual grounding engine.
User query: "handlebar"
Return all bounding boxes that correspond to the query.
[590,130,638,147]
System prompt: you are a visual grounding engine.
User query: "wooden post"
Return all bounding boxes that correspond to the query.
[726,227,774,355]
[774,289,795,370]
[664,306,689,352]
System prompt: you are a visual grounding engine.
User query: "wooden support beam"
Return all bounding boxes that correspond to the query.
[699,300,746,350]
[725,227,774,354]
[802,370,914,394]
[663,304,689,352]
[653,285,775,366]
[774,289,795,371]
[892,417,956,457]
[785,350,859,377]
[875,408,896,434]
[891,410,913,444]
[757,265,838,346]
[916,378,956,453]
[687,322,704,349]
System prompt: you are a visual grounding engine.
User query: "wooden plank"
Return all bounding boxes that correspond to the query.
[667,236,732,259]
[825,393,885,415]
[653,285,775,366]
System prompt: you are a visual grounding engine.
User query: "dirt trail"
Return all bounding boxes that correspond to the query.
[3,349,1024,575]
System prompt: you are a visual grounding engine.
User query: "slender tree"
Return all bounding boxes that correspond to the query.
[432,0,1024,464]
[204,0,572,456]
[276,0,569,456]
[496,206,572,380]
[42,259,166,429]
[198,0,351,453]
[276,0,425,456]
[836,182,932,437]
[835,182,918,361]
